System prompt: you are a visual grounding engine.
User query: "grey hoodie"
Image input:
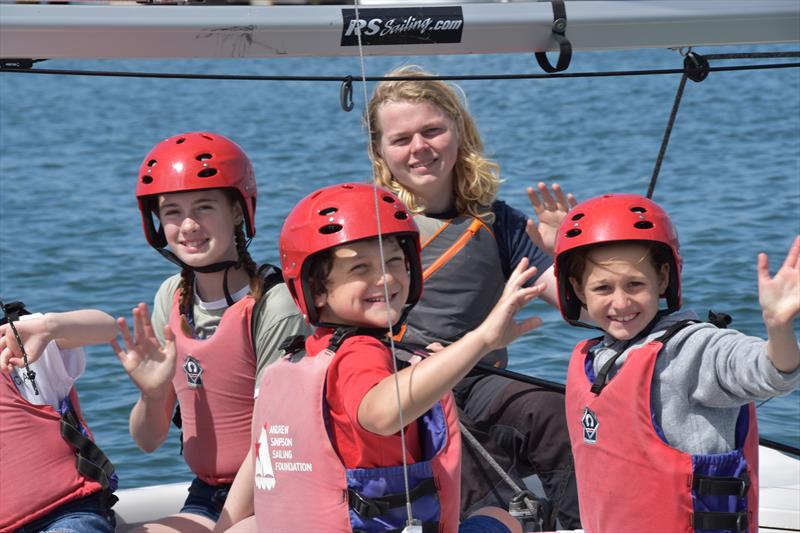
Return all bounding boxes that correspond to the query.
[589,310,800,455]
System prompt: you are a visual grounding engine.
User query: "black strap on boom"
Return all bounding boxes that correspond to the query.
[535,0,572,73]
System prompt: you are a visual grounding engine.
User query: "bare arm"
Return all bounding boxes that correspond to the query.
[113,302,177,452]
[359,259,545,435]
[213,447,255,532]
[759,235,800,373]
[0,309,116,370]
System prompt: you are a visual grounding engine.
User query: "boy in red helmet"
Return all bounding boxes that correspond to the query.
[115,132,308,532]
[553,193,800,533]
[216,182,546,532]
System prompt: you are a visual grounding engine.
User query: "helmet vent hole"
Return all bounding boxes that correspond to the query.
[147,159,157,167]
[634,221,654,229]
[382,195,395,203]
[196,153,213,161]
[571,213,584,221]
[141,175,153,185]
[176,138,186,144]
[197,168,218,178]
[630,206,647,213]
[566,229,582,238]
[319,224,343,235]
[201,134,213,141]
[395,211,409,220]
[319,207,338,216]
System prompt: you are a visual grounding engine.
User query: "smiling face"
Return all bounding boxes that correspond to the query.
[313,237,410,329]
[158,189,242,269]
[570,243,669,340]
[375,100,460,213]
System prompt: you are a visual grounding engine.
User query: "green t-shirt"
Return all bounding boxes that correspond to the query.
[151,272,310,384]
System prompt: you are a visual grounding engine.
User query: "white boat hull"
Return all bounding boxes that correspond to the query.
[112,445,799,532]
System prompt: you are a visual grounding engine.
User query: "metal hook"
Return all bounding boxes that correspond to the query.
[340,76,354,112]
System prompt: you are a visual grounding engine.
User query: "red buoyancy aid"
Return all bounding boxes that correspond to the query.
[566,336,759,533]
[169,294,257,485]
[0,372,104,532]
[252,336,461,532]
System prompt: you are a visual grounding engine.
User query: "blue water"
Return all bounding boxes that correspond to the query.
[1,46,798,489]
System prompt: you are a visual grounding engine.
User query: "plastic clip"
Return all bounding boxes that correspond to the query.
[684,52,710,83]
[340,76,354,112]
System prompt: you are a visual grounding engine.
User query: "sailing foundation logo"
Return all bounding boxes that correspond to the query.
[341,7,463,47]
[254,422,313,492]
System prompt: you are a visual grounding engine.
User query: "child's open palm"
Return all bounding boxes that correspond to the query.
[476,257,546,352]
[758,235,800,328]
[113,302,177,396]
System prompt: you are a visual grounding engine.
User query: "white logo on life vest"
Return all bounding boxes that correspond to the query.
[582,407,599,444]
[255,422,313,492]
[183,355,203,388]
[255,424,276,491]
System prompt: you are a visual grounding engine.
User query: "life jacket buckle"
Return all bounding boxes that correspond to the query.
[348,490,389,519]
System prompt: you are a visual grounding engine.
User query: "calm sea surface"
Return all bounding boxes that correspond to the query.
[1,46,798,488]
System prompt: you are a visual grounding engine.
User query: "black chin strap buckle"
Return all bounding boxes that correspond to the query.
[535,0,572,73]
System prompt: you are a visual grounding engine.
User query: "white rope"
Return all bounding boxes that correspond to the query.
[351,2,418,528]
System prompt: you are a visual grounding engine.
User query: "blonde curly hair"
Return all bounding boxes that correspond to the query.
[367,65,500,221]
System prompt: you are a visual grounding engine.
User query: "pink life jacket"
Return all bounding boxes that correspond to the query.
[169,293,257,485]
[566,324,759,533]
[0,371,107,532]
[252,332,461,532]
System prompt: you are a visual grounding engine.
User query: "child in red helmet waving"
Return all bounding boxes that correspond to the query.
[553,194,800,533]
[217,183,545,532]
[115,132,308,532]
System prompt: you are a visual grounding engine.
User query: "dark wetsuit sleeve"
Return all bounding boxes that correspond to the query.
[491,200,553,282]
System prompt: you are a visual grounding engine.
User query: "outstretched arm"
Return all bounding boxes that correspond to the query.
[759,235,800,373]
[113,302,177,452]
[359,259,545,435]
[0,309,116,371]
[525,182,577,257]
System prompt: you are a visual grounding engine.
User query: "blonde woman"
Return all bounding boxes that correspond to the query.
[367,66,581,529]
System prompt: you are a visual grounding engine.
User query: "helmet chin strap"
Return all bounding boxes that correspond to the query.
[156,248,243,306]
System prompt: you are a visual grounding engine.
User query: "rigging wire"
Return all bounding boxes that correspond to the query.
[1,61,797,82]
[348,2,419,528]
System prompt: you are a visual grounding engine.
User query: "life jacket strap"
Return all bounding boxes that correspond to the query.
[348,477,437,519]
[692,510,748,532]
[60,413,118,508]
[692,471,751,499]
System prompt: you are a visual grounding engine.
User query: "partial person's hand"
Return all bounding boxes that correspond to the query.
[758,235,800,328]
[526,182,577,256]
[0,315,53,371]
[112,302,177,397]
[474,257,545,352]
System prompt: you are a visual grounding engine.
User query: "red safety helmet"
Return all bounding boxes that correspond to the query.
[554,193,682,324]
[136,132,257,248]
[279,182,422,326]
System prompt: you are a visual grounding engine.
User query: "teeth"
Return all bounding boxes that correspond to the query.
[610,314,636,323]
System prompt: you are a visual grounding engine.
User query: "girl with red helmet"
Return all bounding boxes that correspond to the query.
[554,193,800,532]
[367,66,580,529]
[114,132,308,533]
[215,183,545,532]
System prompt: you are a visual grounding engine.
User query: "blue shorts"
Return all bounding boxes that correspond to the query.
[459,515,513,533]
[180,477,232,522]
[14,493,116,533]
